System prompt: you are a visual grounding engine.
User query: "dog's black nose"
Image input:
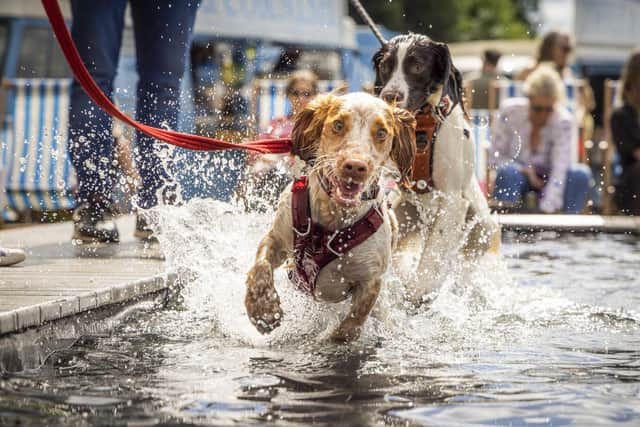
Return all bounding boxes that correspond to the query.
[381,90,404,104]
[342,159,369,181]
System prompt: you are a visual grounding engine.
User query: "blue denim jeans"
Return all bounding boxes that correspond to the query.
[493,164,593,214]
[68,0,199,209]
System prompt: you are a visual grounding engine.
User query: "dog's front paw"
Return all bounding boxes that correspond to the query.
[330,319,362,343]
[245,260,283,334]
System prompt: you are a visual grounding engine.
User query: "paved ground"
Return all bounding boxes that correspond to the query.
[0,216,170,335]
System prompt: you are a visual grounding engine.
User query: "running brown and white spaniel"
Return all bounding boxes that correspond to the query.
[245,92,415,342]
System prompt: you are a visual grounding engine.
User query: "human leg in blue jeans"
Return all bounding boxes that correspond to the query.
[69,0,127,243]
[493,164,592,213]
[68,0,198,243]
[563,164,592,214]
[492,164,530,207]
[130,1,199,210]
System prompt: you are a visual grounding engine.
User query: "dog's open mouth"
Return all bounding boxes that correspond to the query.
[333,177,365,206]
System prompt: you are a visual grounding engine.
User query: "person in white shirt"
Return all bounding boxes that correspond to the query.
[490,65,592,213]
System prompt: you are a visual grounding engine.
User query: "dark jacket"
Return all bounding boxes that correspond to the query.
[610,103,640,169]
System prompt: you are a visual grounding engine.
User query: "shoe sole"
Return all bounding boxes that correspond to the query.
[0,256,26,267]
[133,229,156,242]
[72,232,119,245]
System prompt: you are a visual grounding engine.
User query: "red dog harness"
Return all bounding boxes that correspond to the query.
[289,176,384,296]
[411,96,454,193]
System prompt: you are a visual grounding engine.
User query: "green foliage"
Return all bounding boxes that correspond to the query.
[349,0,536,42]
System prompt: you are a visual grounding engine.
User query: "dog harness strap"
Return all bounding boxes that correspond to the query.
[290,176,384,297]
[411,111,440,193]
[324,207,384,255]
[291,176,310,236]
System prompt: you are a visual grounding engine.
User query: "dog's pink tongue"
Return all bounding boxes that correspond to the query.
[337,180,364,203]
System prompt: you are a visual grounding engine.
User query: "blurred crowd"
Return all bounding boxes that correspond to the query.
[1,20,640,259]
[467,31,639,215]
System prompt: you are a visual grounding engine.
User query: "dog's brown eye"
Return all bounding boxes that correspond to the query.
[376,128,388,140]
[332,120,344,133]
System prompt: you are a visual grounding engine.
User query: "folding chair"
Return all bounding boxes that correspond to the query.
[1,78,76,215]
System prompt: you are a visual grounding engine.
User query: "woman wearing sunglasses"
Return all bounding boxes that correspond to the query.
[490,65,592,213]
[242,69,319,210]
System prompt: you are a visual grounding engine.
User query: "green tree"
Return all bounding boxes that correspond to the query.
[349,0,536,42]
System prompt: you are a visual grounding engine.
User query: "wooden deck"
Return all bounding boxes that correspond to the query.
[498,214,640,234]
[0,216,171,336]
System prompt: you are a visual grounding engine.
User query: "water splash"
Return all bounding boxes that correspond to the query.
[148,197,639,353]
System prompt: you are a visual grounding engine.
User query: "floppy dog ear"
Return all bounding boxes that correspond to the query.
[372,46,388,96]
[291,94,336,162]
[424,42,451,107]
[391,107,417,186]
[427,42,464,110]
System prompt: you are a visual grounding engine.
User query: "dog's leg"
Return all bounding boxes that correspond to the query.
[407,193,470,304]
[461,179,501,259]
[330,278,382,343]
[245,230,289,334]
[461,209,502,259]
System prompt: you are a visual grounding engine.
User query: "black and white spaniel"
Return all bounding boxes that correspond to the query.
[372,33,501,304]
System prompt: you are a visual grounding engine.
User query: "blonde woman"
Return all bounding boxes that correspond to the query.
[610,50,640,215]
[490,65,592,213]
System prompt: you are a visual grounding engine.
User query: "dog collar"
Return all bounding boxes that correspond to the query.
[411,103,446,194]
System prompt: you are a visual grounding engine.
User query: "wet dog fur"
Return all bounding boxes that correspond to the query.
[373,34,501,303]
[245,92,416,342]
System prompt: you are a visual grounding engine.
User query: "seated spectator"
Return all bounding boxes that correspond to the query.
[490,65,592,214]
[610,49,640,216]
[242,70,319,210]
[518,31,575,81]
[468,49,502,109]
[518,31,595,158]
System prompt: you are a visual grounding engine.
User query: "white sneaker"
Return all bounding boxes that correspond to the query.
[0,247,26,266]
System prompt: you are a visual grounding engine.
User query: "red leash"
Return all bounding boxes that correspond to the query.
[41,0,292,155]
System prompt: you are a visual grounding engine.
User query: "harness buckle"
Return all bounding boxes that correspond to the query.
[326,230,344,257]
[293,219,311,237]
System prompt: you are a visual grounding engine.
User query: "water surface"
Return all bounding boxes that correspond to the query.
[1,200,639,426]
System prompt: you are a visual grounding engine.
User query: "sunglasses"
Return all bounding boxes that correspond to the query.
[530,104,554,113]
[560,45,573,53]
[289,90,313,98]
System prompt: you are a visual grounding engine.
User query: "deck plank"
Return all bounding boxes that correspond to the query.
[0,216,170,335]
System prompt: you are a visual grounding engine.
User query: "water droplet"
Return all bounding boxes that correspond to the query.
[475,115,489,129]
